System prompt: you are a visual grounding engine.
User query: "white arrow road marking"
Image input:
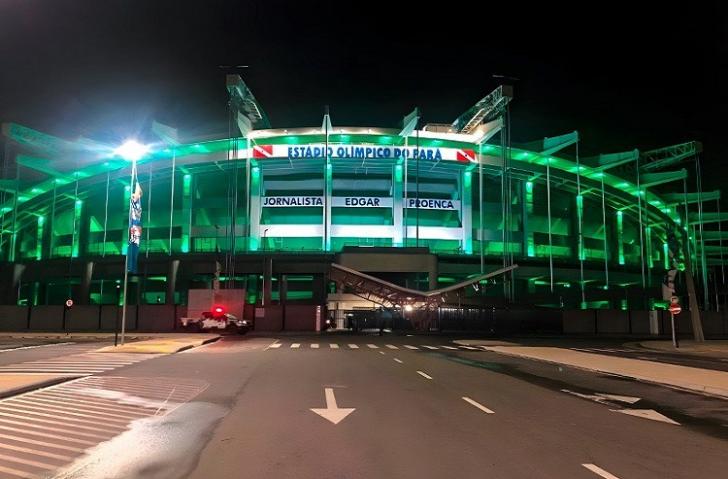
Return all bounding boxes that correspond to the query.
[595,393,641,404]
[310,388,355,425]
[393,358,403,364]
[562,389,642,406]
[462,396,495,414]
[417,371,433,380]
[611,408,680,425]
[582,463,621,479]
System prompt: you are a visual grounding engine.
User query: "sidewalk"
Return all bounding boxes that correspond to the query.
[0,332,185,341]
[636,340,728,359]
[94,334,220,354]
[0,374,76,399]
[479,345,728,399]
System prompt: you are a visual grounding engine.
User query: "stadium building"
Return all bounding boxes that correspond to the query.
[0,77,724,332]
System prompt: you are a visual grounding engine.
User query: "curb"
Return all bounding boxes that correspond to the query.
[483,347,728,400]
[176,336,221,353]
[0,376,78,400]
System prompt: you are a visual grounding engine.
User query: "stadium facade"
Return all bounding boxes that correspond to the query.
[0,78,724,328]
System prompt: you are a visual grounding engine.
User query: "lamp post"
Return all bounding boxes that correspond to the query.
[115,140,148,346]
[261,228,269,306]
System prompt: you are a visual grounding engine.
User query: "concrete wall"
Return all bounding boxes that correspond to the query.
[284,305,317,331]
[563,310,596,334]
[254,306,283,331]
[629,310,651,335]
[66,305,101,331]
[596,310,629,334]
[0,306,28,331]
[138,305,176,332]
[29,305,64,331]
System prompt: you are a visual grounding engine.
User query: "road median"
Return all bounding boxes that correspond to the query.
[0,374,78,399]
[481,345,728,399]
[95,334,220,354]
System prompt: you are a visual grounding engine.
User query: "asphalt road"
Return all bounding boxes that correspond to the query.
[16,335,717,479]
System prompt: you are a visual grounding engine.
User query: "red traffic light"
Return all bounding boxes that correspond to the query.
[213,306,224,314]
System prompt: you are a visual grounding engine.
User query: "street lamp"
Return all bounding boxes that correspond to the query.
[115,140,148,346]
[261,228,270,306]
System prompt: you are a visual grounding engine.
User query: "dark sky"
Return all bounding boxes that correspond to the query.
[0,0,725,187]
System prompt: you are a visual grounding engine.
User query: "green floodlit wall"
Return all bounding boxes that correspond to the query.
[1,128,679,277]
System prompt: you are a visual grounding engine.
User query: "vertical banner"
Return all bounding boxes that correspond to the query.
[662,228,680,301]
[127,179,143,273]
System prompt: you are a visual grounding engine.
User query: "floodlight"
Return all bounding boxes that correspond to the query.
[114,140,149,161]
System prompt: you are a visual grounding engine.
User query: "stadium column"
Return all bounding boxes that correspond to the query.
[461,168,473,254]
[392,161,404,246]
[324,158,332,251]
[248,164,261,251]
[166,259,179,305]
[181,174,192,253]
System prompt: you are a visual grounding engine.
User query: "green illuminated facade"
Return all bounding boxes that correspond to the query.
[0,92,723,311]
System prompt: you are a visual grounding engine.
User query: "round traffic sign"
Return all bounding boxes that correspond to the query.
[65,298,73,308]
[669,303,681,315]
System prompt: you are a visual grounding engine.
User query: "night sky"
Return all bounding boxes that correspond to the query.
[0,1,725,189]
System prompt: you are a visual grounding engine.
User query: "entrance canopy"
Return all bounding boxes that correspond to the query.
[329,263,518,309]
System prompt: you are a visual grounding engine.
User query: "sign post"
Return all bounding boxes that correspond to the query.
[669,296,681,348]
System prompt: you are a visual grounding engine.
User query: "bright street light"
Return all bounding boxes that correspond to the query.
[114,140,149,161]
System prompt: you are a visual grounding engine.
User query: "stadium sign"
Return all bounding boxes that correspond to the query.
[262,196,459,210]
[252,144,476,163]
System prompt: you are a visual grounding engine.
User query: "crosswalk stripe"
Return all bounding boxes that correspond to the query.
[311,344,319,349]
[422,346,439,350]
[367,344,379,349]
[348,344,359,349]
[385,345,399,349]
[268,343,282,349]
[291,343,300,348]
[441,346,458,350]
[404,345,419,350]
[459,346,478,350]
[329,344,339,349]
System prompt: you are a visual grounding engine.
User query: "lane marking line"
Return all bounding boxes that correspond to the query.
[582,463,621,479]
[0,425,93,448]
[264,340,280,350]
[385,344,398,349]
[329,344,339,349]
[462,396,495,414]
[404,345,419,350]
[416,371,433,380]
[0,342,76,353]
[291,343,301,348]
[348,344,359,349]
[311,344,319,349]
[367,344,379,349]
[0,463,40,479]
[393,358,403,364]
[0,432,85,453]
[0,441,73,461]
